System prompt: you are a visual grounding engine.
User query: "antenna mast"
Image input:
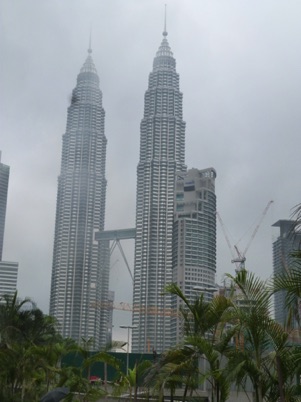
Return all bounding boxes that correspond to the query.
[163,4,168,36]
[88,25,92,53]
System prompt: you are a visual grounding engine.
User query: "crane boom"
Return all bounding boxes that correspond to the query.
[242,200,274,256]
[90,300,178,317]
[218,201,274,272]
[216,212,236,259]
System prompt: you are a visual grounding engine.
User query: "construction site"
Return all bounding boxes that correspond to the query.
[93,200,289,349]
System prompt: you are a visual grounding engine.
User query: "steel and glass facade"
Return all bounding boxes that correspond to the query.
[171,168,217,344]
[132,31,186,353]
[50,49,109,348]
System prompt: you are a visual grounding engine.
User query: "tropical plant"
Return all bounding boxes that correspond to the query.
[59,339,124,401]
[273,261,301,328]
[0,292,67,401]
[292,203,301,234]
[272,203,301,326]
[149,283,234,402]
[225,270,301,402]
[114,358,152,401]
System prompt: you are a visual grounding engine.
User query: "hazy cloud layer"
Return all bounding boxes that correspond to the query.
[1,0,301,342]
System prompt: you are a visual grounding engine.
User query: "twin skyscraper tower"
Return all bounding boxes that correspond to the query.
[49,28,217,353]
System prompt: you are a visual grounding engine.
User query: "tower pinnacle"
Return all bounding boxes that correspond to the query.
[163,4,168,37]
[88,28,92,54]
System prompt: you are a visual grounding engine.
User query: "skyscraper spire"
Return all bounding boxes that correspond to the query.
[88,26,92,54]
[163,4,167,37]
[80,42,98,75]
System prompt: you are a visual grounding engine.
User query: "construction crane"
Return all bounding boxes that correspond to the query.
[217,200,274,271]
[231,245,247,271]
[216,211,239,270]
[90,300,179,317]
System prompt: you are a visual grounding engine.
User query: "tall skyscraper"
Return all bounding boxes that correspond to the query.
[0,152,19,297]
[272,220,301,327]
[132,28,186,353]
[0,152,10,261]
[171,168,217,344]
[50,47,110,348]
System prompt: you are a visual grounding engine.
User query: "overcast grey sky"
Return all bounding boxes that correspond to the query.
[1,0,301,342]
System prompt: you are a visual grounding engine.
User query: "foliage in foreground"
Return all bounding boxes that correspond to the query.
[149,268,301,402]
[0,292,121,402]
[3,214,301,402]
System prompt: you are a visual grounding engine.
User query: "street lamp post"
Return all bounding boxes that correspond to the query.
[119,325,137,375]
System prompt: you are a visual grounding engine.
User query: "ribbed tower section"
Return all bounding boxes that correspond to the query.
[132,31,186,353]
[50,49,109,349]
[0,153,9,261]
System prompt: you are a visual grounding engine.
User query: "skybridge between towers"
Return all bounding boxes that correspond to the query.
[95,228,136,281]
[93,227,180,327]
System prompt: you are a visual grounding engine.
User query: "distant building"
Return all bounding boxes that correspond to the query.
[0,261,18,297]
[0,153,19,297]
[49,46,110,349]
[272,220,301,327]
[171,168,217,344]
[0,152,9,261]
[132,27,186,353]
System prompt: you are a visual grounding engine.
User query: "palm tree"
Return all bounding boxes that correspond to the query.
[291,203,301,234]
[0,292,67,401]
[273,261,301,329]
[114,359,152,401]
[59,339,124,401]
[0,291,33,347]
[145,356,185,402]
[160,274,301,402]
[157,283,233,402]
[225,270,301,402]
